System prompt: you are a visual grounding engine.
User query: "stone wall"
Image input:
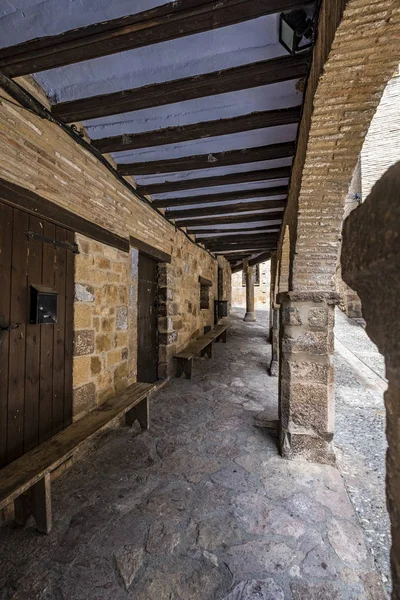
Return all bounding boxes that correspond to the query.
[361,71,400,200]
[231,261,270,308]
[0,76,231,419]
[73,234,132,420]
[158,236,218,379]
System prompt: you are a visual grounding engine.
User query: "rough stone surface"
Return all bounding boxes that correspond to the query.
[0,309,383,599]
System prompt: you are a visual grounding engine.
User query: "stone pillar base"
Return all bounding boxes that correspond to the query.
[243,311,256,322]
[269,360,279,377]
[279,428,336,465]
[277,291,339,464]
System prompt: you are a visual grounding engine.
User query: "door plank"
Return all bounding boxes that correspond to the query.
[24,215,43,453]
[0,203,13,467]
[52,226,67,435]
[64,230,74,427]
[7,209,28,463]
[39,221,55,443]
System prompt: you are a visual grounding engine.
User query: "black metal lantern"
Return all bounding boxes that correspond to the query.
[279,9,313,55]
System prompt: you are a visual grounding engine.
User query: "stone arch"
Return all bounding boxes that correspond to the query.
[341,162,400,600]
[282,0,400,291]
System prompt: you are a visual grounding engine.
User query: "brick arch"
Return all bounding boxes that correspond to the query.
[284,0,400,292]
[278,226,291,295]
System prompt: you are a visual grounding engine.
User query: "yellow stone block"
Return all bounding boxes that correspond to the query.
[73,356,91,387]
[74,303,92,329]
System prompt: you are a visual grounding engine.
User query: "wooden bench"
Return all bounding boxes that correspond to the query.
[175,323,228,379]
[0,382,156,534]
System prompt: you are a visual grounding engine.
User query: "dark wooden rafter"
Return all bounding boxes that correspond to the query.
[118,142,295,176]
[53,54,309,122]
[166,200,285,219]
[190,225,280,235]
[92,107,301,154]
[137,166,292,195]
[207,240,277,249]
[174,212,283,227]
[154,185,288,208]
[0,0,307,78]
[196,232,280,244]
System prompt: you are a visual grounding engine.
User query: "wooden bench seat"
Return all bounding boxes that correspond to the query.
[174,322,228,379]
[0,381,156,534]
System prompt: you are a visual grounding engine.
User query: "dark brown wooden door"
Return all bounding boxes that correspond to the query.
[0,203,74,468]
[137,253,158,383]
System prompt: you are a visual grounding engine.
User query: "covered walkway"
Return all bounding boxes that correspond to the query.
[0,312,384,600]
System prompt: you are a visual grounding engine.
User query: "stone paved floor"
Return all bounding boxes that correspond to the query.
[334,308,390,596]
[0,309,386,600]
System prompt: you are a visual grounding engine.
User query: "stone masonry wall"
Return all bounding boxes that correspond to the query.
[73,234,132,420]
[231,261,271,308]
[158,236,218,379]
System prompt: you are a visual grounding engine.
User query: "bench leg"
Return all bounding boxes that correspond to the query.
[206,342,213,358]
[31,473,52,534]
[176,358,186,378]
[125,396,149,430]
[184,358,193,379]
[14,492,32,526]
[222,329,227,343]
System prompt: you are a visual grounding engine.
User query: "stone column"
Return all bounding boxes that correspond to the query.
[278,291,339,464]
[341,163,400,598]
[269,304,280,376]
[243,261,256,322]
[268,252,277,343]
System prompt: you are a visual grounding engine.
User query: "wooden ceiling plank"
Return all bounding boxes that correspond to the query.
[137,166,292,195]
[175,212,283,227]
[196,232,280,243]
[166,199,286,219]
[0,0,306,77]
[92,106,301,153]
[154,185,288,208]
[189,225,280,235]
[53,54,309,122]
[118,142,295,176]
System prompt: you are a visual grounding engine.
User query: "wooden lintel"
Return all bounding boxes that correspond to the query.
[0,177,129,253]
[93,107,301,153]
[154,186,288,209]
[129,235,172,263]
[136,166,292,195]
[117,142,295,177]
[53,54,309,122]
[0,0,306,78]
[199,276,213,287]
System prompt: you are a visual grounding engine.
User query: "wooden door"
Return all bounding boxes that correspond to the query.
[137,253,158,383]
[0,203,74,468]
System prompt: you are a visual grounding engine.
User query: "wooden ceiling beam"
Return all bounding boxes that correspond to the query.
[166,200,285,219]
[175,212,283,227]
[118,142,295,176]
[196,232,279,244]
[153,185,288,208]
[53,54,309,122]
[190,225,280,235]
[0,0,306,78]
[92,106,301,153]
[137,166,292,195]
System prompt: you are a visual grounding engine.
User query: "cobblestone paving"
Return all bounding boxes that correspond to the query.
[0,309,385,599]
[334,309,390,597]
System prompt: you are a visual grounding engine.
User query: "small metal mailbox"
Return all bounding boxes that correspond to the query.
[214,300,228,320]
[30,285,58,325]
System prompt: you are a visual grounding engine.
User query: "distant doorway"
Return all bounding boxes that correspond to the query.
[137,253,158,383]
